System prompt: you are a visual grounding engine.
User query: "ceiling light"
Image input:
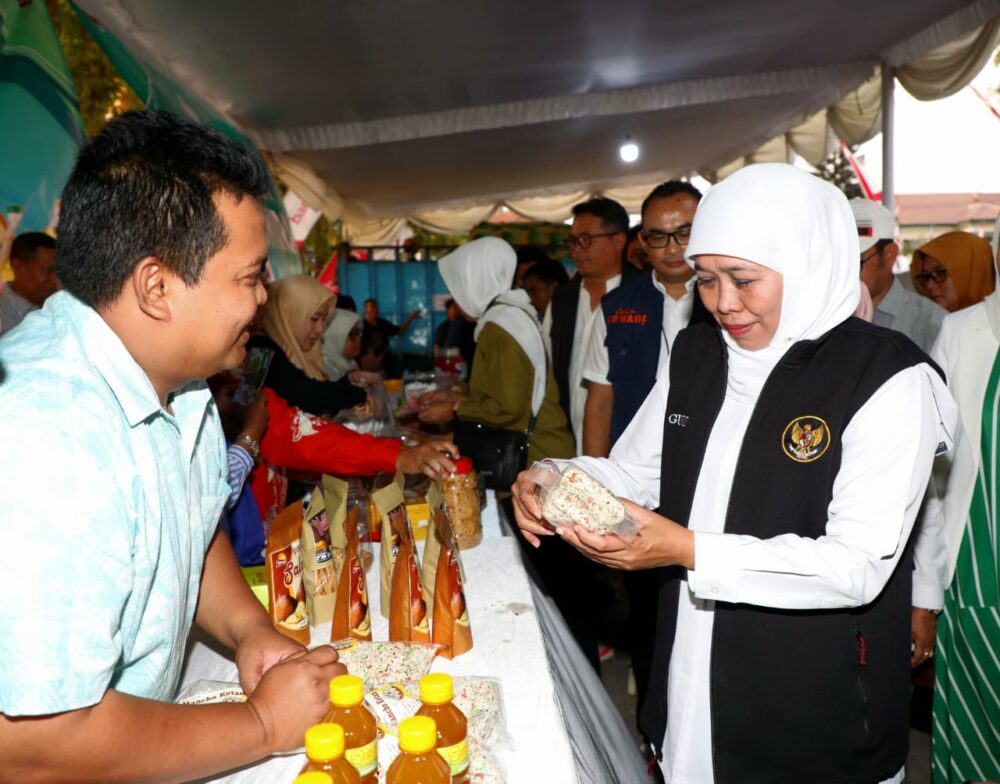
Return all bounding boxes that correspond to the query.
[619,136,639,163]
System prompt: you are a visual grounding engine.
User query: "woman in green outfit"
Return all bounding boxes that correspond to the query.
[417,236,574,464]
[928,214,1000,783]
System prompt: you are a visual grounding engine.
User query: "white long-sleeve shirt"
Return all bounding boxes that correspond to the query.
[565,363,940,783]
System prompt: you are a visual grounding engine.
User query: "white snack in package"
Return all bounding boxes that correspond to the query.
[527,461,639,541]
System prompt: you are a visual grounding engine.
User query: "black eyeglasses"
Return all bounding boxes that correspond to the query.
[641,227,692,249]
[914,268,949,287]
[564,231,620,250]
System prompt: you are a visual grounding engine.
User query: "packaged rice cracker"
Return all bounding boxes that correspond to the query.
[326,476,372,641]
[266,500,310,644]
[526,460,640,541]
[301,487,339,626]
[327,639,439,691]
[431,505,472,659]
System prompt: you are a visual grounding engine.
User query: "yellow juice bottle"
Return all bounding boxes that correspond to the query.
[385,716,451,784]
[416,673,469,783]
[322,675,377,784]
[300,722,361,783]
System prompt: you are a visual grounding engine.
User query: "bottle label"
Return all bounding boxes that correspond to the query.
[345,739,378,776]
[436,738,470,775]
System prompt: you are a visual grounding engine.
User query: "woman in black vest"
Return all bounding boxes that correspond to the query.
[511,164,956,784]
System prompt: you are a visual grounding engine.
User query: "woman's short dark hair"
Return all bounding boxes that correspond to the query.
[57,110,271,309]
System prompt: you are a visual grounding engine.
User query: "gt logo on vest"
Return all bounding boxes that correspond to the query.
[781,415,831,463]
[667,413,689,427]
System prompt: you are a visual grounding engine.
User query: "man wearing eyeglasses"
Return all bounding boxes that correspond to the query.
[851,198,945,354]
[581,181,707,459]
[544,197,639,453]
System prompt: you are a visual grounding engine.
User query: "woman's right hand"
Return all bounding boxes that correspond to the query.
[510,470,556,548]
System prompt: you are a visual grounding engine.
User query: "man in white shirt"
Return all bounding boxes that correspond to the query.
[582,181,704,458]
[544,197,637,452]
[0,232,59,337]
[851,198,945,355]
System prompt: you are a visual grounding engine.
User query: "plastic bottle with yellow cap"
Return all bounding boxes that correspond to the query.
[292,773,333,784]
[322,675,377,784]
[415,673,469,783]
[386,715,451,783]
[300,723,361,783]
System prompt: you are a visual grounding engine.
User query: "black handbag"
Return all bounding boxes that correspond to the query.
[452,415,538,491]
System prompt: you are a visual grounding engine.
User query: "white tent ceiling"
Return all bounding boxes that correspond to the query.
[75,0,1000,227]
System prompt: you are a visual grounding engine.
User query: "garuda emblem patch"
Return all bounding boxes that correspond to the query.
[781,416,830,463]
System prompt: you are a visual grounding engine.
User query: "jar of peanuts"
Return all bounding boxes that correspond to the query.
[440,457,481,549]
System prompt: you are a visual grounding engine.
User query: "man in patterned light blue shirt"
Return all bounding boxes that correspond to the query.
[0,111,343,781]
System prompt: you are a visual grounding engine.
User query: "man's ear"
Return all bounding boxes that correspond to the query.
[613,232,628,255]
[132,257,172,322]
[883,242,900,268]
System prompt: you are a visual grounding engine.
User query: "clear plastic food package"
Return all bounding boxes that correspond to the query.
[526,460,639,541]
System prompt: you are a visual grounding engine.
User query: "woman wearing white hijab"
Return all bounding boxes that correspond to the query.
[322,307,363,381]
[926,212,1000,783]
[512,164,956,783]
[418,236,574,465]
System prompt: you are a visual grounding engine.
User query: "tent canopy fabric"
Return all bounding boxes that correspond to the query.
[74,0,1000,236]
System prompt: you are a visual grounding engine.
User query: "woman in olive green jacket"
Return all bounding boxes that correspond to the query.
[417,237,574,465]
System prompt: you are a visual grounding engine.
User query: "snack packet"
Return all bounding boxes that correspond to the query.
[373,471,404,618]
[326,639,439,690]
[388,507,430,644]
[325,476,372,641]
[266,500,309,643]
[468,749,506,784]
[452,677,512,750]
[175,680,246,705]
[526,460,640,541]
[431,505,472,659]
[301,487,338,626]
[420,482,445,603]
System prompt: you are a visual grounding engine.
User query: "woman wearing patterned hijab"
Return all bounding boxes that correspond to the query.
[513,163,957,783]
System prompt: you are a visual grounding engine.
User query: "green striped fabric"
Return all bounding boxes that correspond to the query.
[932,347,1000,784]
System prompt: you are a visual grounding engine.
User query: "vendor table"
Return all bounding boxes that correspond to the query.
[180,493,648,783]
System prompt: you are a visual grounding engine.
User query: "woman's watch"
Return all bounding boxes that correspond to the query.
[234,433,260,461]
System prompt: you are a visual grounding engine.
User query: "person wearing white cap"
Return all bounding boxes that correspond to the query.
[851,197,945,354]
[512,163,957,783]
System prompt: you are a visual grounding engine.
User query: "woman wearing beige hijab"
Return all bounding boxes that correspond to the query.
[248,275,366,416]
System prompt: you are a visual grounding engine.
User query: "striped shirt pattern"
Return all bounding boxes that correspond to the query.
[931,347,1000,783]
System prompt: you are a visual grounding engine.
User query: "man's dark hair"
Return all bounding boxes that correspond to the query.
[524,259,570,287]
[57,110,271,309]
[515,245,551,267]
[627,225,642,244]
[364,298,377,307]
[445,298,455,309]
[640,180,703,219]
[571,197,629,235]
[11,232,57,263]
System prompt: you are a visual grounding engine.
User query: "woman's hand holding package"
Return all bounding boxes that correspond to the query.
[556,499,695,571]
[510,469,558,547]
[396,439,460,478]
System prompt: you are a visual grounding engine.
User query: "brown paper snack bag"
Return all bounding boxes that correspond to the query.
[431,505,473,659]
[301,488,338,626]
[374,471,406,619]
[325,476,372,641]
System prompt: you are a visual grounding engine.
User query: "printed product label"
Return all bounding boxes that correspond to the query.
[436,738,470,775]
[345,739,378,776]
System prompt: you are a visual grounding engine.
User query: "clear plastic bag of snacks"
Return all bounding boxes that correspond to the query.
[175,680,246,705]
[526,460,640,541]
[325,639,440,690]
